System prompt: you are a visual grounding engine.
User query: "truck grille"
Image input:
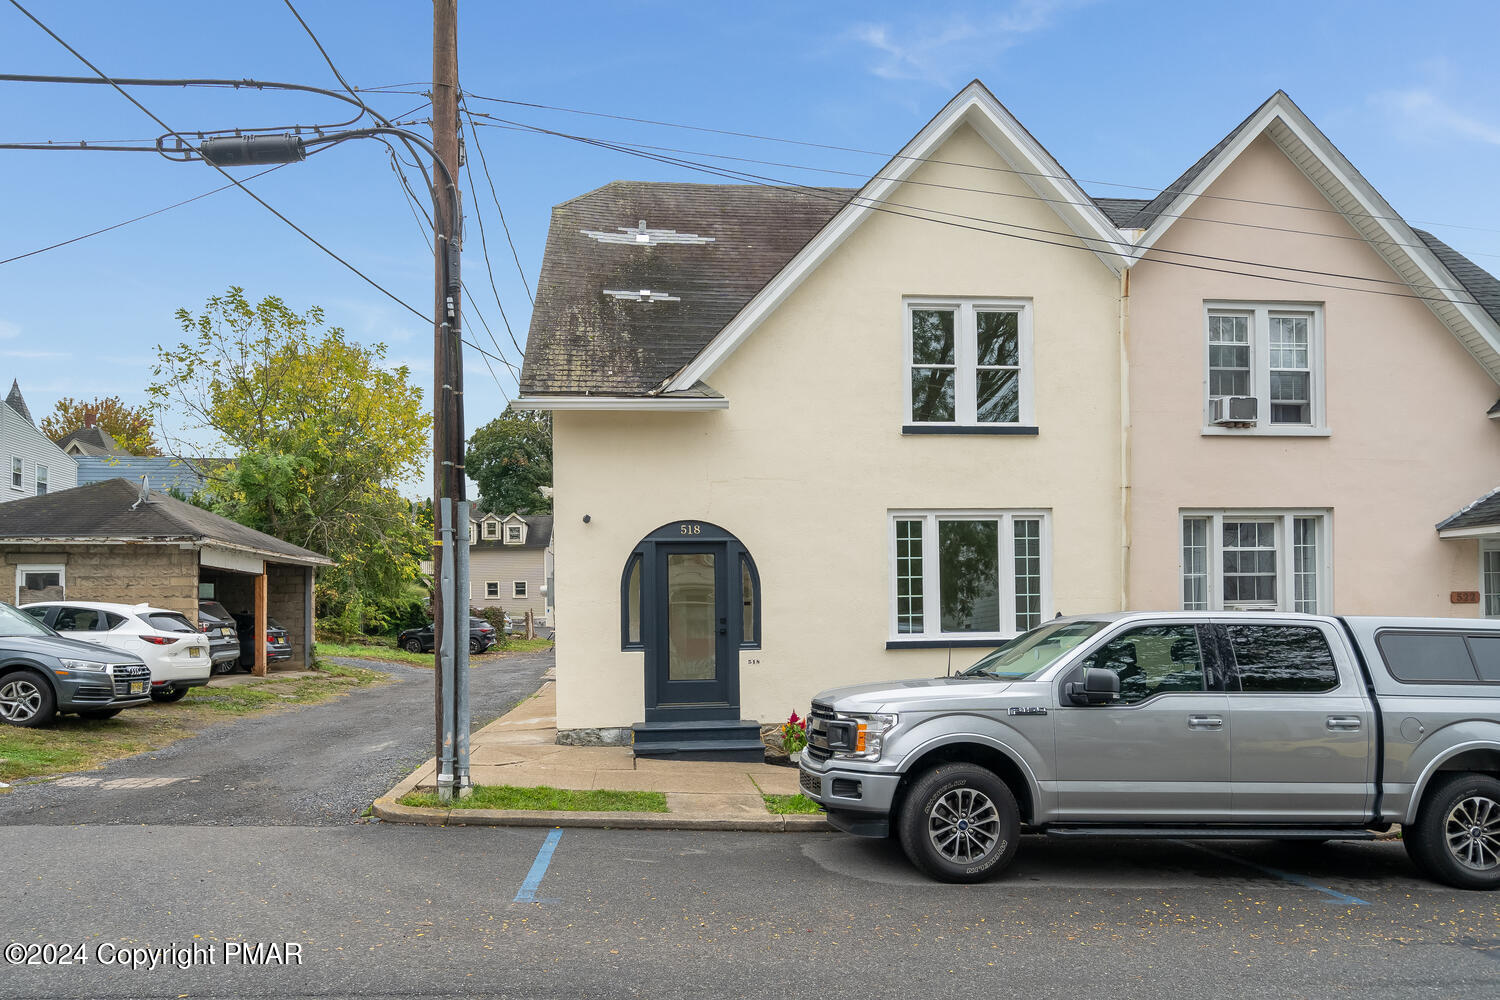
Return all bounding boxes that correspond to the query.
[805,702,835,762]
[799,770,820,797]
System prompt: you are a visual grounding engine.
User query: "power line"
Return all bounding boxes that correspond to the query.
[457,121,530,362]
[460,102,533,304]
[469,111,1500,265]
[461,90,1500,241]
[1,162,290,266]
[486,117,1487,309]
[6,1,431,324]
[281,0,367,114]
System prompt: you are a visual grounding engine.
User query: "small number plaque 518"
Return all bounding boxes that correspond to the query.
[679,523,701,535]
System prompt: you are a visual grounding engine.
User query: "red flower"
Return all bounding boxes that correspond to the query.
[787,711,801,726]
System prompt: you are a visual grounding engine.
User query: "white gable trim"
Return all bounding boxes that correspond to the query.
[511,394,728,412]
[1132,92,1500,383]
[665,81,1131,393]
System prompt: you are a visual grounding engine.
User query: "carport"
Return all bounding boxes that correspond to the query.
[0,478,333,673]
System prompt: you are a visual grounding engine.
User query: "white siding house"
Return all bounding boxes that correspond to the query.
[0,382,76,503]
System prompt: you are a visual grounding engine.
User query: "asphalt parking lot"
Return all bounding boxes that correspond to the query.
[2,824,1496,1000]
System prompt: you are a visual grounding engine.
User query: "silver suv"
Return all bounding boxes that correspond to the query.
[799,612,1500,890]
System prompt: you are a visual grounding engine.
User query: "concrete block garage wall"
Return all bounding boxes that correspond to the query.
[266,563,308,669]
[2,544,198,620]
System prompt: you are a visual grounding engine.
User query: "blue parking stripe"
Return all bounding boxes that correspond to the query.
[1177,841,1370,905]
[514,829,563,903]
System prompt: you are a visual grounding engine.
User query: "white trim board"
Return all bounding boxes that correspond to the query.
[665,80,1131,393]
[1131,91,1500,385]
[510,395,728,412]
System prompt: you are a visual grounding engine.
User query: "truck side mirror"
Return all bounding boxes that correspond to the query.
[1066,667,1120,706]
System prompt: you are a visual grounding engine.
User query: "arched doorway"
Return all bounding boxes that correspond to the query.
[621,520,763,759]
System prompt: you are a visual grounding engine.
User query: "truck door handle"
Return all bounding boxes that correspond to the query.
[1187,715,1223,731]
[1326,716,1362,731]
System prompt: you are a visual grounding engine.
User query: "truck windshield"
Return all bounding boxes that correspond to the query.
[962,620,1110,680]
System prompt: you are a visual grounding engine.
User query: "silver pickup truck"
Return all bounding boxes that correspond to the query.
[798,612,1500,890]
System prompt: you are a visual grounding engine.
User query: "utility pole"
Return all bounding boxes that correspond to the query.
[431,0,469,801]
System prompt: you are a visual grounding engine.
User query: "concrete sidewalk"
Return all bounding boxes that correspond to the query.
[374,679,830,832]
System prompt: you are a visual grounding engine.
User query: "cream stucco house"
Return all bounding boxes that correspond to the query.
[514,82,1500,758]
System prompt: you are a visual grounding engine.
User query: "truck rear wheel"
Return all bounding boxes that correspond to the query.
[897,763,1020,884]
[1405,772,1500,890]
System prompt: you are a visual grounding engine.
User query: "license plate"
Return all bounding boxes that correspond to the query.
[188,647,201,657]
[129,681,145,694]
[220,628,231,637]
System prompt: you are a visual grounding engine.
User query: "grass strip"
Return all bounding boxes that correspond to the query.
[401,784,668,812]
[316,637,553,669]
[762,793,824,815]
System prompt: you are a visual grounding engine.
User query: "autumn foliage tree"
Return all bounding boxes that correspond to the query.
[40,395,159,455]
[150,287,429,626]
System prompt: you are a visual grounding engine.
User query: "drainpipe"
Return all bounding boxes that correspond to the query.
[1119,267,1132,612]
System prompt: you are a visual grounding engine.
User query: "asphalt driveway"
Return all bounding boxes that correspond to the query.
[0,650,552,826]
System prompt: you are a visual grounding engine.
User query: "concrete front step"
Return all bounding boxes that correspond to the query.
[631,719,765,762]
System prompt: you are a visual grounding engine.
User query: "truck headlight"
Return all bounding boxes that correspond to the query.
[829,712,898,762]
[58,658,109,672]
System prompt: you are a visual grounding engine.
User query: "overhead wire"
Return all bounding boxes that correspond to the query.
[456,114,530,362]
[460,102,533,304]
[5,1,432,324]
[468,111,1500,266]
[476,116,1487,308]
[460,91,1500,240]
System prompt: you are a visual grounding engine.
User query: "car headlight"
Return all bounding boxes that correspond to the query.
[828,712,899,762]
[58,658,109,672]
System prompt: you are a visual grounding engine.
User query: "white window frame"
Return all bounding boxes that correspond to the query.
[10,457,20,490]
[887,509,1052,642]
[513,580,528,599]
[507,524,523,542]
[1178,509,1332,613]
[15,563,65,604]
[484,521,497,538]
[1202,301,1326,436]
[485,581,500,599]
[904,298,1035,428]
[1482,542,1500,618]
[35,464,48,496]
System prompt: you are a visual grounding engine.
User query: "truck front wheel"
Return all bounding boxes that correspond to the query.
[1405,771,1500,890]
[897,763,1020,884]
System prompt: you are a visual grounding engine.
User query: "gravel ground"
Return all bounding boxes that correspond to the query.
[0,650,552,827]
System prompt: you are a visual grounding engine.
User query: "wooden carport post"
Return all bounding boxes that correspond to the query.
[253,569,268,677]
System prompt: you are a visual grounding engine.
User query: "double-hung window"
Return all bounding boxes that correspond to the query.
[1181,510,1329,613]
[890,510,1049,642]
[1483,544,1500,618]
[1204,303,1324,433]
[906,299,1033,430]
[35,464,47,496]
[10,458,20,490]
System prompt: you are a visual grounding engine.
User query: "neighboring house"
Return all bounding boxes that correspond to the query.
[0,477,332,670]
[0,380,76,502]
[466,512,554,624]
[513,81,1500,756]
[55,422,131,458]
[74,456,213,497]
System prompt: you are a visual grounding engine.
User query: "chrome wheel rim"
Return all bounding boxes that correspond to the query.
[927,787,1001,864]
[1445,795,1500,872]
[0,678,43,723]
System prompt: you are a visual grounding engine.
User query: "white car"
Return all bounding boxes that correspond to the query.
[20,601,213,702]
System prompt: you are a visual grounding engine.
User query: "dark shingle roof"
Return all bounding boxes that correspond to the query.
[474,514,552,551]
[0,478,332,565]
[55,425,129,457]
[521,182,853,396]
[1414,229,1500,330]
[5,380,32,424]
[1092,197,1151,228]
[1438,488,1500,532]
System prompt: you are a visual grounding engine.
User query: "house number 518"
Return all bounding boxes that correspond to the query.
[679,523,701,535]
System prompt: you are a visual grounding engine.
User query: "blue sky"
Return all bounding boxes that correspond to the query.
[2,0,1498,497]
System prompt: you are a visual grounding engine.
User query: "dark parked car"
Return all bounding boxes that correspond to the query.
[398,618,496,655]
[197,600,242,675]
[0,602,151,727]
[230,614,293,669]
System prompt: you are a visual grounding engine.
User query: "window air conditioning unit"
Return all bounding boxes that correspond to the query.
[1209,395,1257,426]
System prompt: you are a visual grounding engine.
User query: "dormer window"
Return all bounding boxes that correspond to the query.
[485,521,498,538]
[507,524,523,543]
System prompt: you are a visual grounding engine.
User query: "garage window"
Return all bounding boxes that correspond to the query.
[513,581,527,599]
[485,581,499,599]
[15,565,64,604]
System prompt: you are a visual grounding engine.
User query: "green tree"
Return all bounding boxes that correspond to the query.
[40,395,160,455]
[150,287,429,624]
[466,407,552,514]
